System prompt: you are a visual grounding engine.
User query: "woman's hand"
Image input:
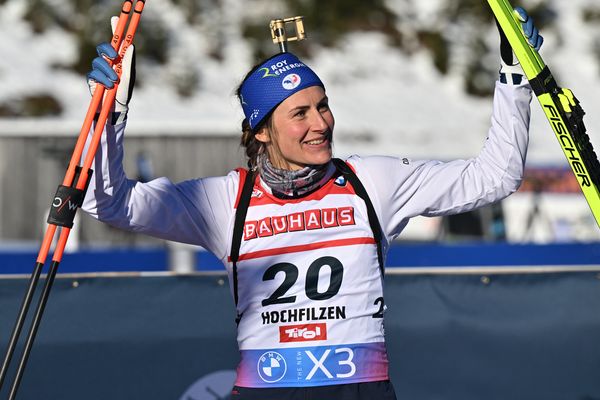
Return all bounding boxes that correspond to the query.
[498,7,544,83]
[86,16,136,114]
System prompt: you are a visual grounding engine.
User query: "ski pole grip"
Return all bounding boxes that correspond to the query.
[47,166,93,228]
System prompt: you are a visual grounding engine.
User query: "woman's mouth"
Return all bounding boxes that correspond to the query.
[305,138,327,145]
[304,131,332,147]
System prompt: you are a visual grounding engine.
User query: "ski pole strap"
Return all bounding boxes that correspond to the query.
[47,166,93,228]
[332,158,385,277]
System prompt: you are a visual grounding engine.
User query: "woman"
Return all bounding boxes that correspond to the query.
[83,8,543,400]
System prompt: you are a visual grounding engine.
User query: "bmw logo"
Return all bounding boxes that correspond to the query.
[257,351,287,383]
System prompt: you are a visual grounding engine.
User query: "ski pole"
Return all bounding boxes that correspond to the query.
[7,1,146,396]
[0,1,145,398]
[0,0,133,389]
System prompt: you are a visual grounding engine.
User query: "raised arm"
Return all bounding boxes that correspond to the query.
[350,8,542,240]
[80,18,236,259]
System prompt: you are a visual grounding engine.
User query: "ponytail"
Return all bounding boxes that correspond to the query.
[240,118,262,170]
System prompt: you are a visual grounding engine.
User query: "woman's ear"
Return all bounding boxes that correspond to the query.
[255,126,270,144]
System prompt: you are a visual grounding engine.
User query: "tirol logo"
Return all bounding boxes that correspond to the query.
[280,323,327,343]
[257,351,287,383]
[282,73,301,90]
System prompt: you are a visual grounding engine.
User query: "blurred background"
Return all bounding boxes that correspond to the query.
[1,2,600,399]
[0,0,599,270]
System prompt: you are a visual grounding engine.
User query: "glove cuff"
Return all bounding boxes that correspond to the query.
[499,61,525,85]
[111,111,128,125]
[114,100,129,114]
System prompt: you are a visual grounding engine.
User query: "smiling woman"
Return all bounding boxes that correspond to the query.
[255,86,334,170]
[237,53,334,170]
[81,8,544,400]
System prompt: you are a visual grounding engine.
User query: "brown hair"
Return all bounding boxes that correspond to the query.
[239,116,273,170]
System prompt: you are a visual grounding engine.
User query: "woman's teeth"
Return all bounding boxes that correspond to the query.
[306,139,325,145]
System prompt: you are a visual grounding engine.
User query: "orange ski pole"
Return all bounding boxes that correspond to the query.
[35,1,133,267]
[0,2,145,398]
[54,0,146,265]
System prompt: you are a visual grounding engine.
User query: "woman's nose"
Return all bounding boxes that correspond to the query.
[310,109,329,132]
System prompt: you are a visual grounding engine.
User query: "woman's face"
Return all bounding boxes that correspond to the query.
[256,86,334,170]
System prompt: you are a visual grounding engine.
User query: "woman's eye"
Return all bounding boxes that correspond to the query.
[295,110,306,118]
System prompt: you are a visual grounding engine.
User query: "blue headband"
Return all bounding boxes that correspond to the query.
[239,53,325,130]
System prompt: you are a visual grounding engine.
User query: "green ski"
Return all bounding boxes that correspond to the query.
[488,0,600,229]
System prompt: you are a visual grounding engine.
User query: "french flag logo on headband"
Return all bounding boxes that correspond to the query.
[282,74,302,90]
[240,52,325,130]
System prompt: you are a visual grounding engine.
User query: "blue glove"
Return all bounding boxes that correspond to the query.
[514,7,544,51]
[87,17,136,115]
[87,43,120,89]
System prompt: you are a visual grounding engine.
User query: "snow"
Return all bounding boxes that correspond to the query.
[0,0,600,164]
[0,0,599,165]
[1,0,599,243]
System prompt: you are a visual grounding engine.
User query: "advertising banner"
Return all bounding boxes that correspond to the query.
[1,272,599,399]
